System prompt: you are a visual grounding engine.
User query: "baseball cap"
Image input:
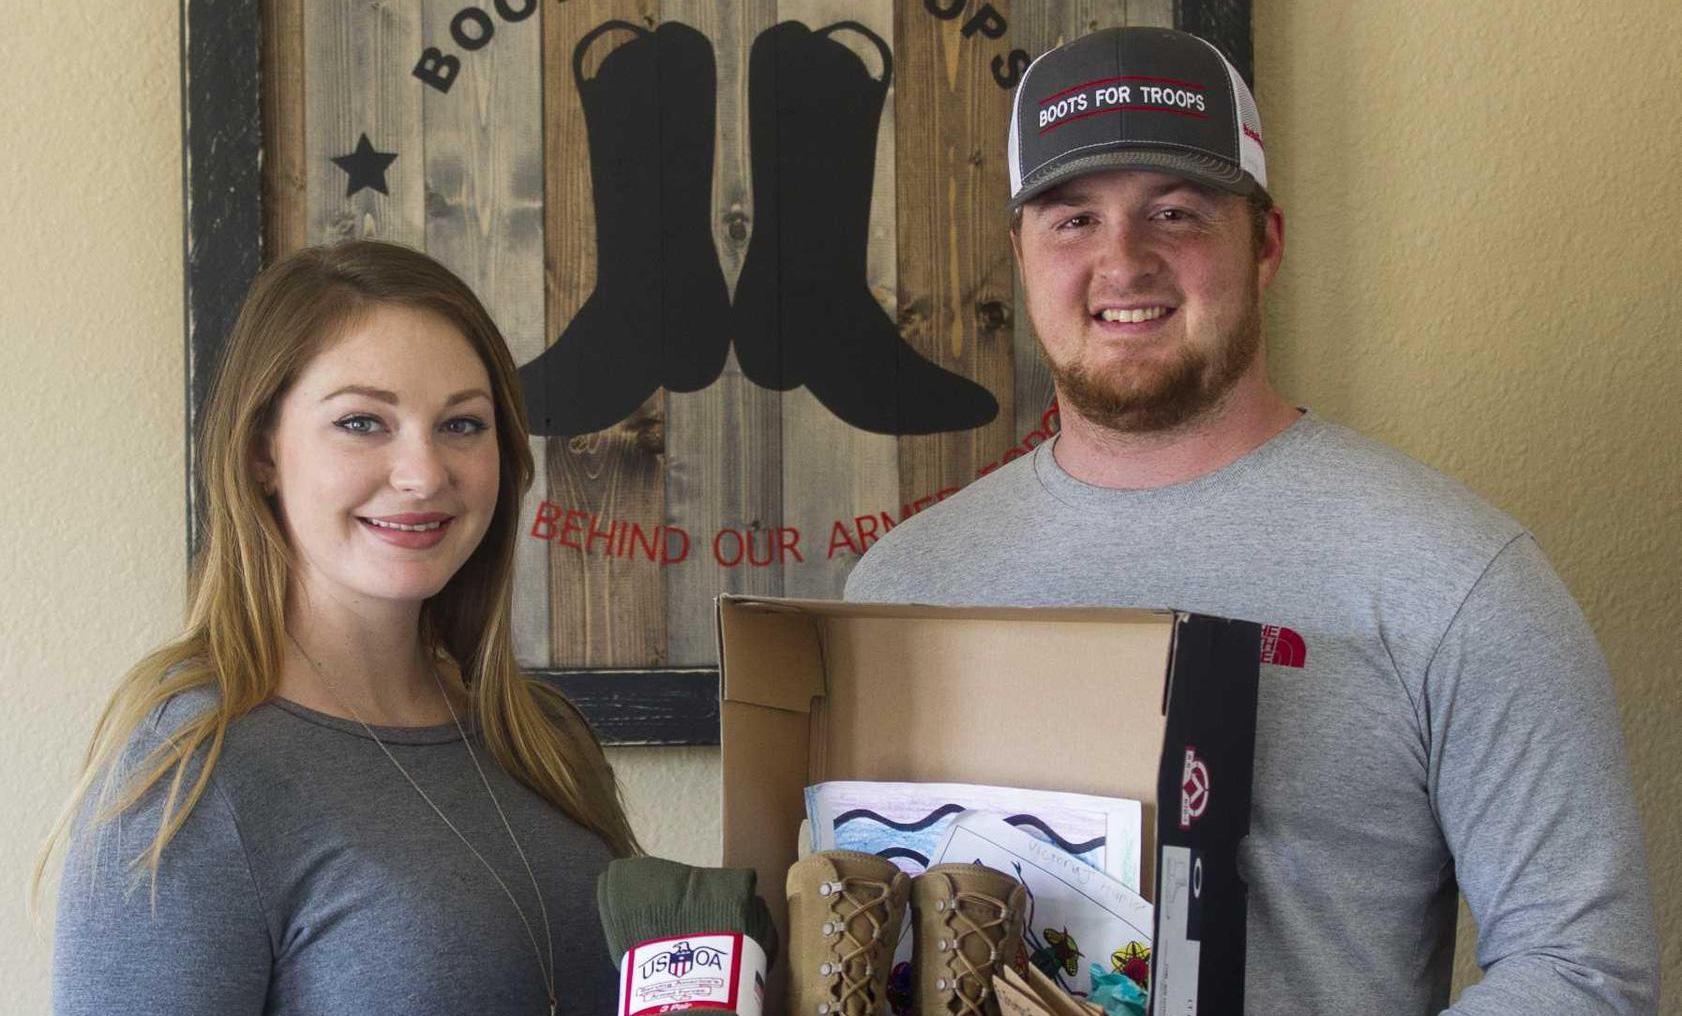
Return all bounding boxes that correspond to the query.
[1007,27,1267,209]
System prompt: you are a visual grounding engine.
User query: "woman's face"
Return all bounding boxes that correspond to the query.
[259,303,501,611]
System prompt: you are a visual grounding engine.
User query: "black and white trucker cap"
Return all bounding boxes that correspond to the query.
[1008,27,1267,208]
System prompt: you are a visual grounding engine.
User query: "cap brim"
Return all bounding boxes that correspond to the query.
[1009,146,1262,209]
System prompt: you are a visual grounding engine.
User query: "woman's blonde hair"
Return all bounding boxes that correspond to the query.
[35,240,640,903]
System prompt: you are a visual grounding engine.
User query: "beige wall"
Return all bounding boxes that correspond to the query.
[0,4,187,1013]
[3,2,1675,1012]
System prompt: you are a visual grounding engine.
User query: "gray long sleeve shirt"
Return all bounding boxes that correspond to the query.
[53,688,619,1015]
[845,412,1658,1015]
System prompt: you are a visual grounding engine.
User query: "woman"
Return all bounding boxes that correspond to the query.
[39,240,640,1015]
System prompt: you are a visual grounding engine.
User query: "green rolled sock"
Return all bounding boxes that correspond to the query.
[597,856,780,976]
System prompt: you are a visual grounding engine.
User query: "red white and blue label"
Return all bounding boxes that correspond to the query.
[617,931,767,1016]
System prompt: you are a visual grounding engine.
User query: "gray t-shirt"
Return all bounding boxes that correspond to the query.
[845,412,1658,1015]
[53,687,619,1015]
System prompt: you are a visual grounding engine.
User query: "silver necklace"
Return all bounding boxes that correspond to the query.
[289,635,558,1016]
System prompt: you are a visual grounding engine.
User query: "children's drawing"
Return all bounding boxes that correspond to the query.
[927,813,1153,1000]
[804,780,1141,887]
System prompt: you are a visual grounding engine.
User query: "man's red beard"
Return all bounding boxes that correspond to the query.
[1043,280,1263,434]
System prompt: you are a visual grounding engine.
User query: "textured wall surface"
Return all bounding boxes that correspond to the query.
[1255,0,1681,1001]
[5,1,1676,1012]
[0,5,186,1012]
[607,746,722,866]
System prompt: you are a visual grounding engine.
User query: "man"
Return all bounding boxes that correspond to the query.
[845,26,1657,1015]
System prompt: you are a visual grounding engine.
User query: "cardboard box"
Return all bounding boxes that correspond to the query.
[716,597,1261,1016]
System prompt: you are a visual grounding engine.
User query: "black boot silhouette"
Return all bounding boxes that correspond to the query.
[520,21,731,437]
[732,21,999,435]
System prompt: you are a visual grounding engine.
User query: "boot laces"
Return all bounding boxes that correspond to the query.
[937,887,1016,1016]
[823,876,896,1014]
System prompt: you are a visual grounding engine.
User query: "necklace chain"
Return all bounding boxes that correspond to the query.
[289,635,558,1016]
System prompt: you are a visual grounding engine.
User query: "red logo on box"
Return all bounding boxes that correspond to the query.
[1180,747,1210,829]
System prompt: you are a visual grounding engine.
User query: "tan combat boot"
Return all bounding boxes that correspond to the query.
[785,850,911,1016]
[911,863,1029,1016]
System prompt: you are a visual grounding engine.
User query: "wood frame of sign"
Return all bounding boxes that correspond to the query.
[180,0,1252,745]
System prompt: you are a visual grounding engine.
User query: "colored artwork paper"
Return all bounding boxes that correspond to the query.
[929,814,1154,1000]
[804,780,1142,889]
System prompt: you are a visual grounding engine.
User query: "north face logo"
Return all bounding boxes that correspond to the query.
[1260,625,1307,668]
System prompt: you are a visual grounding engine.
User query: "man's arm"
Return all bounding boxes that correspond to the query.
[1427,535,1658,1014]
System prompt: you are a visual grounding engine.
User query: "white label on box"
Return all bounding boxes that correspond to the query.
[617,931,767,1016]
[1152,846,1200,1016]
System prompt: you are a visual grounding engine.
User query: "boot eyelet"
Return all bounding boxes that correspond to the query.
[822,921,836,935]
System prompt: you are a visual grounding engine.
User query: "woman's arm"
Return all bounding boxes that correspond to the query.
[52,721,273,1015]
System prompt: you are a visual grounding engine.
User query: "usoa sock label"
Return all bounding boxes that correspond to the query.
[617,931,767,1016]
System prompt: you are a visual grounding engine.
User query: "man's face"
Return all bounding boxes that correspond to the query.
[1013,169,1283,433]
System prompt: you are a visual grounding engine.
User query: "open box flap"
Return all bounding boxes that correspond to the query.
[721,593,1180,626]
[716,597,827,714]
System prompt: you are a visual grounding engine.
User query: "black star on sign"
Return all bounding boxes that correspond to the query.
[330,134,398,197]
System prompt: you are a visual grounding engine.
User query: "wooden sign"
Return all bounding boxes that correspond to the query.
[183,0,1253,742]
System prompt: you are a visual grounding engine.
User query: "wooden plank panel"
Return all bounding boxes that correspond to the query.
[222,0,1252,742]
[778,0,903,599]
[1130,0,1176,29]
[1011,285,1056,442]
[893,1,1018,512]
[304,0,425,246]
[184,0,264,555]
[662,0,783,665]
[420,1,550,667]
[1012,0,1146,54]
[543,1,668,667]
[1174,0,1251,82]
[261,0,307,260]
[539,669,720,745]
